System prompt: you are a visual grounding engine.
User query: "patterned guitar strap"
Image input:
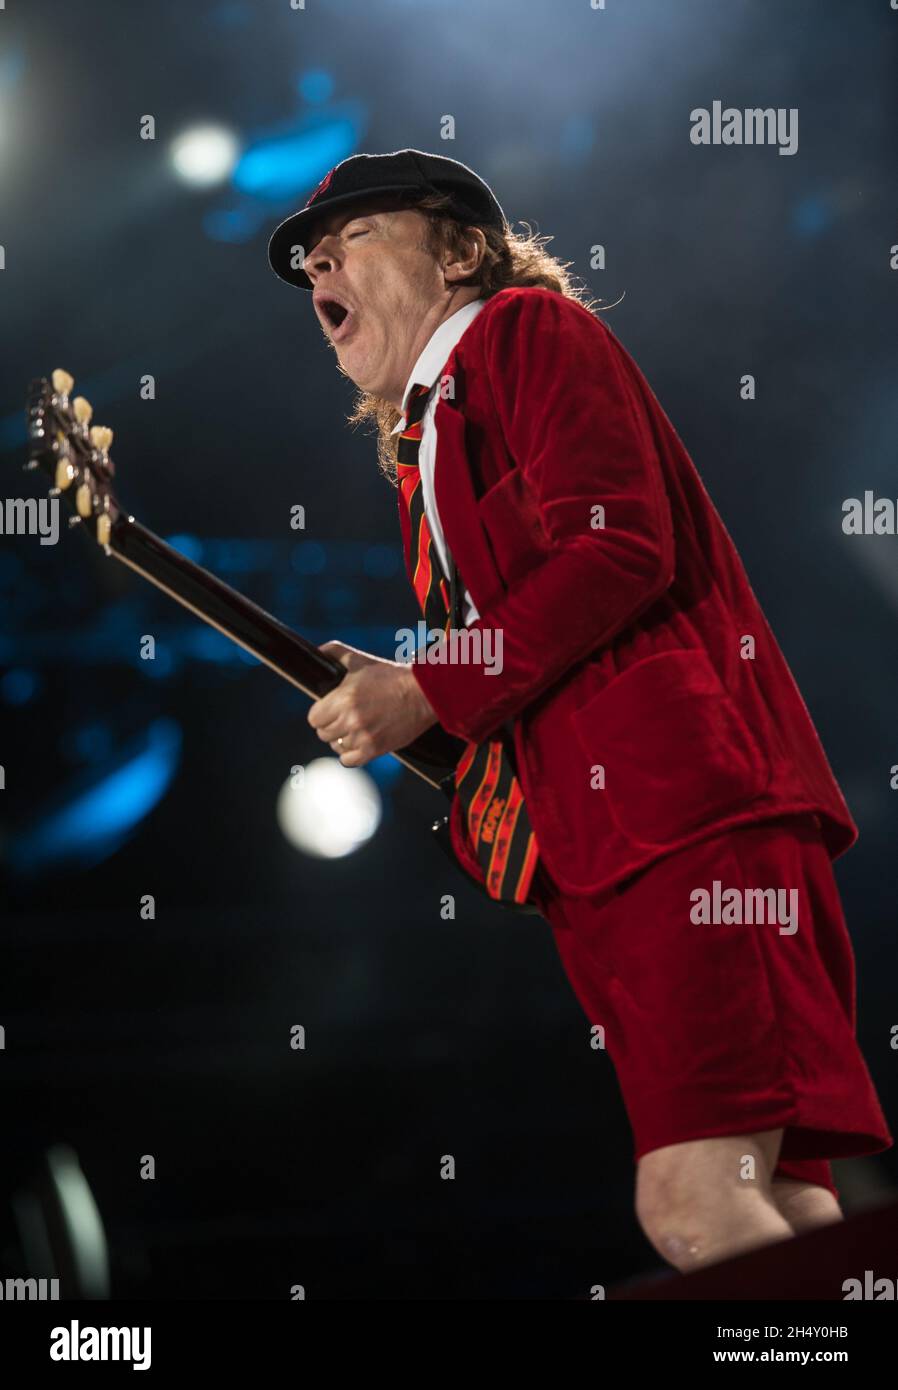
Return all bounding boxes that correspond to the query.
[396,383,541,907]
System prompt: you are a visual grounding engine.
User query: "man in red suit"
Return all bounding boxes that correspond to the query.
[269,150,892,1272]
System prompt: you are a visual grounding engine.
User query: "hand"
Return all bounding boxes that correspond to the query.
[307,640,439,767]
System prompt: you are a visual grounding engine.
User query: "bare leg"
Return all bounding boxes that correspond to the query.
[636,1128,795,1272]
[770,1176,843,1234]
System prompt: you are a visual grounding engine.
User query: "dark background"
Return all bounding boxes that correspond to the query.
[1,0,896,1298]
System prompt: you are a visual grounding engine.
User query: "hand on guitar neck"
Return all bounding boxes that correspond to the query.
[24,369,462,789]
[308,641,439,768]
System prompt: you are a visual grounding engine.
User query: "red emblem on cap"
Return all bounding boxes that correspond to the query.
[307,167,335,206]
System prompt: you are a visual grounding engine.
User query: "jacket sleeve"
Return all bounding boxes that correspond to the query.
[411,288,675,743]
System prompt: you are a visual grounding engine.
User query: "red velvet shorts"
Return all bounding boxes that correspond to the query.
[541,814,892,1200]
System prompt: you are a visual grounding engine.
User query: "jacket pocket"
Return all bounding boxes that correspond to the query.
[570,649,771,847]
[476,466,554,589]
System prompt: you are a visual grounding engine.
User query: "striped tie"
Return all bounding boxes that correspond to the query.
[396,384,541,906]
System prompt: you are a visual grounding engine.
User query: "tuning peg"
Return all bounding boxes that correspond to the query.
[89,425,113,452]
[51,368,74,397]
[68,514,82,528]
[72,396,93,426]
[75,483,93,518]
[96,513,112,548]
[55,458,75,490]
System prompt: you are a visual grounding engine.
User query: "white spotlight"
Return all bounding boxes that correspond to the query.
[170,124,239,187]
[276,758,382,860]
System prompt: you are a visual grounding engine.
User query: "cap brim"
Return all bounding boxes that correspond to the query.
[267,186,423,291]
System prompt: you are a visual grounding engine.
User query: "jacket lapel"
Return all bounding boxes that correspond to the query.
[431,393,505,615]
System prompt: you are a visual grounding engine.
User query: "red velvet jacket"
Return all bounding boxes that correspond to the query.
[406,287,857,898]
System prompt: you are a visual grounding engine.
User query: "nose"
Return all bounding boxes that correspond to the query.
[305,235,342,283]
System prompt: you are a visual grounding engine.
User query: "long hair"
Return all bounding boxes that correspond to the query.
[345,191,606,483]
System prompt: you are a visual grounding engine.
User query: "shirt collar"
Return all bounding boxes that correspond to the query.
[390,298,486,435]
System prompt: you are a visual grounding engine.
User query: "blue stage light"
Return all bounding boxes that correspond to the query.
[322,584,358,620]
[212,0,252,28]
[0,668,39,705]
[363,545,403,578]
[205,538,274,574]
[184,627,234,663]
[298,70,335,105]
[166,534,204,563]
[291,541,327,574]
[233,117,360,202]
[202,207,260,244]
[365,754,403,790]
[8,718,182,875]
[138,646,176,678]
[0,410,26,453]
[67,722,114,763]
[559,115,595,164]
[792,196,831,238]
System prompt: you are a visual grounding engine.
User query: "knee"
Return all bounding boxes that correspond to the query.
[634,1161,780,1272]
[635,1168,706,1271]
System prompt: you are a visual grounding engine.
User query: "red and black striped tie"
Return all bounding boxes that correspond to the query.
[396,384,540,906]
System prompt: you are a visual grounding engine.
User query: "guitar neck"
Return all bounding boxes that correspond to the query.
[107,513,464,789]
[24,373,463,790]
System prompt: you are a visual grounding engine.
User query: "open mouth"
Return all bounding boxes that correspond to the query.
[319,298,356,343]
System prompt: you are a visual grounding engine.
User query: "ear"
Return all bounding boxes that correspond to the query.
[443,226,486,283]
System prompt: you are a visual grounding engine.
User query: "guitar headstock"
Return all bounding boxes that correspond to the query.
[25,371,121,551]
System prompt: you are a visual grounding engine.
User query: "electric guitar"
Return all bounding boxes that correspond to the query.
[24,372,542,913]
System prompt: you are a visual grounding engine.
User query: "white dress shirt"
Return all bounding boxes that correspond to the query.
[391,298,485,626]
